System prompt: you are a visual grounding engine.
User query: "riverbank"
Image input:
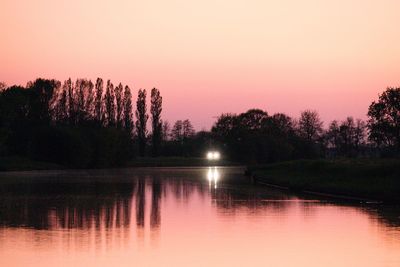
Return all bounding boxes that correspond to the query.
[247,159,400,203]
[0,156,236,171]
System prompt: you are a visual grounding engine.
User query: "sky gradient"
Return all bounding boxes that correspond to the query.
[1,0,399,129]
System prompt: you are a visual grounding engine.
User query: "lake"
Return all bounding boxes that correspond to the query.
[0,167,399,267]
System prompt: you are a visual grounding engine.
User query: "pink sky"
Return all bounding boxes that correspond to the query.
[1,0,399,129]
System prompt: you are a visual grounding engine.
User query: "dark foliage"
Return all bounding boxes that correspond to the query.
[0,79,398,167]
[368,87,400,156]
[0,78,135,168]
[150,88,162,156]
[211,109,310,163]
[135,89,148,156]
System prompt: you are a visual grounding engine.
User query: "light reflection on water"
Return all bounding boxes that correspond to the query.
[0,167,399,267]
[207,166,220,189]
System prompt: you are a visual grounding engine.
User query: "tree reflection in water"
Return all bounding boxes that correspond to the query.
[0,167,399,250]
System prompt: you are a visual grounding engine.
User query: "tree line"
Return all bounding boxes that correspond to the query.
[0,79,399,166]
[0,78,199,167]
[211,87,400,163]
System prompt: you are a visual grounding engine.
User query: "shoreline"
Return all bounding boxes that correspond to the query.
[252,177,382,203]
[0,156,240,173]
[2,156,399,204]
[247,159,400,204]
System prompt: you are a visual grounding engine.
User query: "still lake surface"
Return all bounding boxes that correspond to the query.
[0,167,399,267]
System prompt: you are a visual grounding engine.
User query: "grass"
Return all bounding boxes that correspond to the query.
[248,158,400,202]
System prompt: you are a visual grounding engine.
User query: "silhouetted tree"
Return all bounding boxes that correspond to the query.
[0,78,137,167]
[354,119,366,153]
[182,119,195,139]
[326,117,367,157]
[211,113,237,141]
[339,117,355,156]
[104,80,115,126]
[3,77,396,166]
[368,87,400,154]
[75,79,86,123]
[135,89,148,156]
[85,80,94,120]
[53,82,68,123]
[297,110,324,157]
[0,85,30,155]
[326,120,340,151]
[212,113,247,161]
[28,78,60,123]
[66,78,76,125]
[212,110,312,162]
[115,83,123,128]
[73,79,94,122]
[94,78,104,124]
[123,85,134,136]
[260,113,298,161]
[239,109,268,131]
[171,120,183,142]
[269,113,295,135]
[162,121,170,142]
[219,109,268,162]
[151,88,163,156]
[170,119,196,156]
[0,82,6,92]
[298,110,323,142]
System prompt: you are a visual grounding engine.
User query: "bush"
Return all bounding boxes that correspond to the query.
[28,126,134,168]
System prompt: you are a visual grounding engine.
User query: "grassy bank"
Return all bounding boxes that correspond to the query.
[248,159,400,202]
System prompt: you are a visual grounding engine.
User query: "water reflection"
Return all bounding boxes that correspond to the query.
[0,168,399,267]
[0,168,399,231]
[150,178,161,229]
[136,177,145,227]
[207,167,220,189]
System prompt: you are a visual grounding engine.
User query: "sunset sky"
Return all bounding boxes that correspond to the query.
[1,0,399,129]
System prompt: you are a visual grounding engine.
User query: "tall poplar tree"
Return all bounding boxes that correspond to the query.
[66,78,76,125]
[115,83,124,128]
[94,78,104,124]
[150,88,162,156]
[123,85,134,136]
[53,81,68,123]
[135,89,148,156]
[104,80,115,126]
[85,80,94,119]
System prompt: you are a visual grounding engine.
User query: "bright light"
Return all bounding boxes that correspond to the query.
[207,167,220,189]
[213,167,219,180]
[207,167,213,181]
[206,151,221,161]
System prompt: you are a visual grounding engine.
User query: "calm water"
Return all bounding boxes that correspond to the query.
[0,167,399,267]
